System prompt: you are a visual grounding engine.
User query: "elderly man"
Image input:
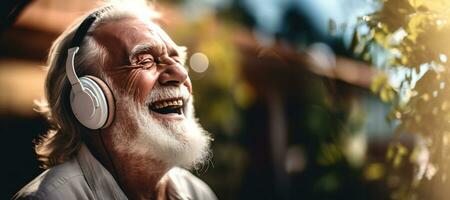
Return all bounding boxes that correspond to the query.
[13,1,216,200]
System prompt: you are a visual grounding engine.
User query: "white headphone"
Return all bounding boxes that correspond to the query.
[66,7,115,130]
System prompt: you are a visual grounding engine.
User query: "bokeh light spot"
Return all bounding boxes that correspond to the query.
[190,52,209,73]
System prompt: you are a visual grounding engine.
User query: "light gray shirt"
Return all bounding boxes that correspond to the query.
[13,144,217,200]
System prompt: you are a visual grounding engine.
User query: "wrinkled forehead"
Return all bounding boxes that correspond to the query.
[92,17,180,63]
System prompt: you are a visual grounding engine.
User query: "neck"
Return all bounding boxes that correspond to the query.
[86,131,172,200]
[113,150,171,200]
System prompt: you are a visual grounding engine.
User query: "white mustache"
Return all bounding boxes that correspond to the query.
[146,86,190,105]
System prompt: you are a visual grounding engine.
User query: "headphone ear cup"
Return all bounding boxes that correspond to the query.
[85,75,115,128]
[70,76,114,129]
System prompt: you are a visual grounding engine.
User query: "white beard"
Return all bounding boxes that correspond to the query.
[109,86,211,169]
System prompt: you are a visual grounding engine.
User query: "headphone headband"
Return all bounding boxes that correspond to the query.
[70,6,112,48]
[70,16,96,48]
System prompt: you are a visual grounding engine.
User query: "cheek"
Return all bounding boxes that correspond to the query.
[134,70,158,103]
[107,69,157,103]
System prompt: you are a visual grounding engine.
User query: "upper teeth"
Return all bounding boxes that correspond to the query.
[152,99,183,109]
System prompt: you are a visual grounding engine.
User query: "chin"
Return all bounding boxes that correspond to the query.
[110,90,212,169]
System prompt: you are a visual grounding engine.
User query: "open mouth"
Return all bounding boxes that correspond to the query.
[149,98,183,115]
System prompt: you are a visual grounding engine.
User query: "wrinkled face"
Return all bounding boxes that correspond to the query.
[94,17,191,110]
[93,17,210,168]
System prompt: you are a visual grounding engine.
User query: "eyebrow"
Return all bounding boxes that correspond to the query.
[129,44,154,61]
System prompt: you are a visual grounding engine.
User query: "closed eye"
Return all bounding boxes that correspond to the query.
[132,54,155,69]
[138,58,154,66]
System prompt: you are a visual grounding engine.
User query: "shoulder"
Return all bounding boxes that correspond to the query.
[12,158,92,200]
[166,167,218,200]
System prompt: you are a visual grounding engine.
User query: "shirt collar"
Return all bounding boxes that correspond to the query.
[76,143,129,200]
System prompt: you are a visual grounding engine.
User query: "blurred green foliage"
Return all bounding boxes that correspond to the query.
[353,0,450,198]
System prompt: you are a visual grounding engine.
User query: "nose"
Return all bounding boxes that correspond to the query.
[158,56,188,86]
